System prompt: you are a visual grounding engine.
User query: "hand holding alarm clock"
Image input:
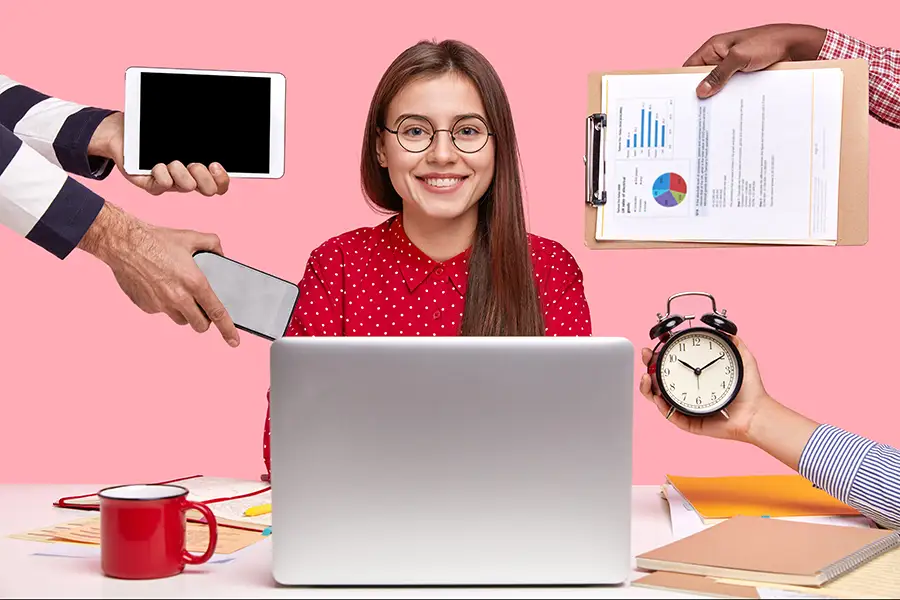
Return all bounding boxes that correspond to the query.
[646,292,743,421]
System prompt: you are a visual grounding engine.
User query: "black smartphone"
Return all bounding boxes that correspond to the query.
[193,251,300,341]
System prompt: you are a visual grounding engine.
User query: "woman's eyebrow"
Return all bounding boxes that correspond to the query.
[391,112,487,125]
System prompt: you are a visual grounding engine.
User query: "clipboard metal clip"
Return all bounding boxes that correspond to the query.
[584,113,607,207]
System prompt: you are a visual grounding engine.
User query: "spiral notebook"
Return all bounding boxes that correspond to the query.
[635,515,900,587]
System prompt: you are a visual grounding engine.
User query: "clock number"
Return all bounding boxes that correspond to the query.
[692,337,701,347]
[721,380,727,389]
[664,367,671,376]
[725,365,734,375]
[682,392,687,403]
[668,354,677,364]
[669,382,676,391]
[709,340,713,350]
[711,391,717,401]
[696,395,702,405]
[678,342,686,352]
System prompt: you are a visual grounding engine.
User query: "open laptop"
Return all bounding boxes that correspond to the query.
[269,336,634,586]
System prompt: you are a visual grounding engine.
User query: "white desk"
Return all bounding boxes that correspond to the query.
[0,484,697,599]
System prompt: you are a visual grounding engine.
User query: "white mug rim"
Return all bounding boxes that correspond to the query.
[98,483,189,501]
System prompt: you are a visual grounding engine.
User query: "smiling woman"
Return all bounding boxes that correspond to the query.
[260,39,592,475]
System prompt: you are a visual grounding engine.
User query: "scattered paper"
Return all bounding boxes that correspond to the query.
[8,515,266,555]
[661,484,875,541]
[28,544,235,564]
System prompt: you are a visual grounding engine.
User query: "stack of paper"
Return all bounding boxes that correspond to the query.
[596,68,845,245]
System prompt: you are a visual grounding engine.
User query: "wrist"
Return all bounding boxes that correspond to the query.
[87,111,124,161]
[743,394,782,447]
[76,202,140,266]
[785,24,828,61]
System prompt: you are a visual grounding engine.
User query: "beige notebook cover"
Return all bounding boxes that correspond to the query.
[635,514,900,586]
[633,571,760,598]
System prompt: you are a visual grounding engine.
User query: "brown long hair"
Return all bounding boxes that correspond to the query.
[361,39,544,336]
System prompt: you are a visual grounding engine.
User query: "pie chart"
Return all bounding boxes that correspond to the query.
[652,172,687,207]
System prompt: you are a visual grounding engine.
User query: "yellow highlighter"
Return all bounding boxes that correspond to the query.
[244,503,272,517]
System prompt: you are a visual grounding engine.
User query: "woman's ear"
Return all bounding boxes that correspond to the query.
[375,134,388,168]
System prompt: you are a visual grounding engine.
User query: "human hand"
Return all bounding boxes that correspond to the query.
[638,335,771,443]
[77,202,240,347]
[88,112,230,196]
[685,24,828,98]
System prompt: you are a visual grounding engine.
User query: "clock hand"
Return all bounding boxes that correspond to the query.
[698,353,725,372]
[678,359,699,372]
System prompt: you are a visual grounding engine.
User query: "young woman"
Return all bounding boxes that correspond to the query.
[262,39,591,475]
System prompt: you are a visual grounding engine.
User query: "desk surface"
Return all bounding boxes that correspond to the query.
[0,484,698,599]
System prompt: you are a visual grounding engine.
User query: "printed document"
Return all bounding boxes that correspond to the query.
[596,68,843,243]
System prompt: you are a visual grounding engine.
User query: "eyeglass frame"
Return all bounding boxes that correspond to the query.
[380,114,495,154]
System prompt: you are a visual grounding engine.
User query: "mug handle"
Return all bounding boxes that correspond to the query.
[180,500,218,565]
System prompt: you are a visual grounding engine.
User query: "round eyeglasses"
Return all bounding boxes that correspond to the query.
[382,114,493,154]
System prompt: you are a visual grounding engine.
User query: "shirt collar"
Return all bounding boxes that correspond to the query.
[388,216,471,296]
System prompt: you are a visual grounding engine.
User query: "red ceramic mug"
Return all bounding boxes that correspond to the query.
[98,484,218,579]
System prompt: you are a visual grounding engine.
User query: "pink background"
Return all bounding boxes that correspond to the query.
[0,1,895,484]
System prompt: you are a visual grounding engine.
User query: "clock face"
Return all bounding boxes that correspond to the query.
[657,329,741,415]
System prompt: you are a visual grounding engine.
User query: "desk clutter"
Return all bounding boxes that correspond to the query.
[635,474,900,598]
[6,475,272,557]
[54,474,271,532]
[8,515,262,555]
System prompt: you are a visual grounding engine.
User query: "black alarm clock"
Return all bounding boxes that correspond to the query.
[648,292,743,419]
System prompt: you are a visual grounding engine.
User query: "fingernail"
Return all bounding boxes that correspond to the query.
[229,337,239,347]
[698,81,712,96]
[211,163,221,174]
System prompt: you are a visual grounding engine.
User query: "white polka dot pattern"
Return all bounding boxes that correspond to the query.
[262,215,592,473]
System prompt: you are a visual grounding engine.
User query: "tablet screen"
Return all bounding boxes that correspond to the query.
[138,72,272,174]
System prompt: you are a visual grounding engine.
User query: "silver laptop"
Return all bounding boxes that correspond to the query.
[269,336,634,586]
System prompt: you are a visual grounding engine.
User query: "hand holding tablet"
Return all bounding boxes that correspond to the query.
[123,67,286,179]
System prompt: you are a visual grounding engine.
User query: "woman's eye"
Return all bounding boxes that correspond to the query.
[405,127,425,136]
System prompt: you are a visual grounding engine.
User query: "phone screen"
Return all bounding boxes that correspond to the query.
[193,252,299,340]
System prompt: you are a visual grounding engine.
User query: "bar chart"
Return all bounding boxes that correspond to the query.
[616,98,674,159]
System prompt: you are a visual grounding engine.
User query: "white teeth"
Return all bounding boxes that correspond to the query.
[424,177,462,188]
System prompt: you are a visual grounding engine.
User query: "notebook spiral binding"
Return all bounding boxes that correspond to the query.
[820,531,900,581]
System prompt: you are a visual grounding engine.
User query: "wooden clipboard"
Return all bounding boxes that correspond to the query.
[584,59,869,249]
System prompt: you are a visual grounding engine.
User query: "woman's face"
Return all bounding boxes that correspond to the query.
[377,72,495,226]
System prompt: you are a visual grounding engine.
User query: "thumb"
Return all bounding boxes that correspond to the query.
[697,50,750,98]
[186,231,224,255]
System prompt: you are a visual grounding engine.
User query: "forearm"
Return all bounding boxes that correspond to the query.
[798,425,900,530]
[0,123,104,259]
[744,396,821,471]
[818,29,900,128]
[0,74,118,177]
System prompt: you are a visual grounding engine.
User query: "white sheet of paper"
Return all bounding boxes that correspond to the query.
[596,68,843,243]
[661,484,875,540]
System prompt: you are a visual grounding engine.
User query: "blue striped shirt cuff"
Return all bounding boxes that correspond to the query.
[799,424,900,530]
[25,177,105,260]
[54,107,117,180]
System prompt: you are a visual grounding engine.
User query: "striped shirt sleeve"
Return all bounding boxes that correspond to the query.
[0,75,116,178]
[0,75,116,259]
[818,29,900,128]
[798,424,900,530]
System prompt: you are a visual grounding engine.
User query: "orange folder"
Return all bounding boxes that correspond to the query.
[666,474,861,522]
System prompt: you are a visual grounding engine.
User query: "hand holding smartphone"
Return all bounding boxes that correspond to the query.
[193,252,299,341]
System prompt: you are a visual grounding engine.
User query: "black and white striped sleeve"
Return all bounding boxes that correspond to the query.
[0,75,117,259]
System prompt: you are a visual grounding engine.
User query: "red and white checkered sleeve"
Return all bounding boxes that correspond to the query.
[818,29,900,129]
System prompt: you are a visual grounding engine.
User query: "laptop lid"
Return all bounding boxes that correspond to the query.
[270,336,634,586]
